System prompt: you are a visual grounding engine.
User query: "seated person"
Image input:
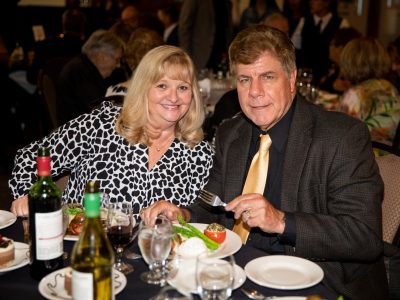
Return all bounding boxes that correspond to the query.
[9,45,213,219]
[142,25,389,300]
[339,37,400,146]
[57,29,124,125]
[318,27,361,94]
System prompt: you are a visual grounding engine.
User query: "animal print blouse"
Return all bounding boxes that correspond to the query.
[9,101,214,217]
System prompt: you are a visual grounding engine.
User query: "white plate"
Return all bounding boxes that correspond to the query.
[245,255,324,290]
[38,267,127,300]
[272,298,306,300]
[178,223,242,259]
[168,260,246,294]
[63,234,79,241]
[0,242,29,273]
[0,210,17,229]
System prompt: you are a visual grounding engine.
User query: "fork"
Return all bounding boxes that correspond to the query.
[198,189,226,207]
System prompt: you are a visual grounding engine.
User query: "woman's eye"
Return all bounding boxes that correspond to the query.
[156,83,167,89]
[179,85,189,91]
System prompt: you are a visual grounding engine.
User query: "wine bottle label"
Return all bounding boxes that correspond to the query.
[72,269,93,300]
[34,209,63,260]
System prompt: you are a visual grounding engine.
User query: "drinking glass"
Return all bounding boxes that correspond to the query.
[107,202,139,274]
[196,254,235,300]
[297,68,314,98]
[138,216,174,285]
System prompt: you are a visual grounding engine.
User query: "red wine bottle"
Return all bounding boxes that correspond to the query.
[28,147,64,280]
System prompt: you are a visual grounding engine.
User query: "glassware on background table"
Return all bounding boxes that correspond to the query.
[196,253,235,300]
[297,68,314,98]
[138,215,174,285]
[106,202,139,274]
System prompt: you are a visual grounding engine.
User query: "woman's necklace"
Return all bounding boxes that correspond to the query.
[152,136,174,152]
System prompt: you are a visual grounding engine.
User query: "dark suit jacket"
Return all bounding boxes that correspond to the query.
[190,97,388,299]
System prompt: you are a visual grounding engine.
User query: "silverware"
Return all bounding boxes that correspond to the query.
[198,189,226,207]
[241,287,277,300]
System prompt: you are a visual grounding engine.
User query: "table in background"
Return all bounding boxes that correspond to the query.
[1,218,338,300]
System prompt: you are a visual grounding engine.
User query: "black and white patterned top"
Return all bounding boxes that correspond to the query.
[9,101,214,217]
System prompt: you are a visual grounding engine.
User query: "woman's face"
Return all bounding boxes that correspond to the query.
[147,74,192,130]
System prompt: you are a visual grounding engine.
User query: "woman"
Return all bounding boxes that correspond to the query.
[339,37,400,145]
[9,45,214,218]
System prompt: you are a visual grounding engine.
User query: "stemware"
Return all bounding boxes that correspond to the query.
[106,202,139,275]
[138,216,174,285]
[196,253,235,300]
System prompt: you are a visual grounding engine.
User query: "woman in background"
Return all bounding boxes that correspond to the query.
[9,46,213,218]
[340,37,400,145]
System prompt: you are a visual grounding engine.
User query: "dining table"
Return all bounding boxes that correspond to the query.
[1,217,338,300]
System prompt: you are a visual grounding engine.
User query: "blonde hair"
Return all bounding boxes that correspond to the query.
[340,37,391,84]
[115,45,204,148]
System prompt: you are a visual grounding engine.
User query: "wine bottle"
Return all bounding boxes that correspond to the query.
[28,147,64,280]
[71,181,115,300]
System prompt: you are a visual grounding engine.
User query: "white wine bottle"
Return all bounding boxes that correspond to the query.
[28,147,64,280]
[71,181,115,300]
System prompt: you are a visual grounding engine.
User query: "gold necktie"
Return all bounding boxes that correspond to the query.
[233,134,272,244]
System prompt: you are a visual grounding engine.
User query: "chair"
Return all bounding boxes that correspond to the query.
[375,152,400,299]
[37,57,71,130]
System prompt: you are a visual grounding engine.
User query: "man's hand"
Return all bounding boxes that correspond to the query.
[140,200,190,226]
[10,195,29,217]
[225,193,285,234]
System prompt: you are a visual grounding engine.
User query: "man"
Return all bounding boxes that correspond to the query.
[57,29,124,125]
[291,0,349,83]
[142,25,388,299]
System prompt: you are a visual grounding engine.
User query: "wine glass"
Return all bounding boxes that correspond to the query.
[196,254,235,300]
[138,215,174,285]
[106,202,139,275]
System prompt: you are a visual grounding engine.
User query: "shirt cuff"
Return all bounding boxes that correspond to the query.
[277,212,296,247]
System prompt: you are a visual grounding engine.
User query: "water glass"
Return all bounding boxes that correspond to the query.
[196,254,235,300]
[138,216,174,285]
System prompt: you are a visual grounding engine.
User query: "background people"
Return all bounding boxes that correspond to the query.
[339,37,400,145]
[57,29,124,125]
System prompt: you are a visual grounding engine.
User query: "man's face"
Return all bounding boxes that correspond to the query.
[235,51,296,131]
[310,0,330,16]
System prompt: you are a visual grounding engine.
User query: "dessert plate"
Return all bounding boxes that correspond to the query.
[0,242,29,274]
[38,267,126,300]
[0,210,17,229]
[245,255,324,290]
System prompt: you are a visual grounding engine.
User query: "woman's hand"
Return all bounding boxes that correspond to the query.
[10,195,29,217]
[140,200,190,226]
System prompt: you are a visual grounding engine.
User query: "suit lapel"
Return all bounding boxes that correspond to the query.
[281,98,314,212]
[224,119,252,202]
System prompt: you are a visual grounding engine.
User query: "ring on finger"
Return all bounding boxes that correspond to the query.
[243,209,251,220]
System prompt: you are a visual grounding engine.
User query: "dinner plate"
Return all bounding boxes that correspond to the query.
[168,260,246,294]
[245,255,324,290]
[38,267,127,300]
[179,223,242,259]
[0,242,29,274]
[63,234,79,241]
[0,210,17,230]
